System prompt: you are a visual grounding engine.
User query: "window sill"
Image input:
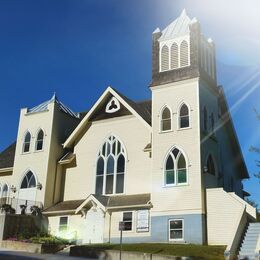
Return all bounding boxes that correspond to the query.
[177,126,191,131]
[169,239,185,243]
[159,130,173,134]
[21,151,31,155]
[34,149,44,153]
[103,192,125,196]
[163,183,189,188]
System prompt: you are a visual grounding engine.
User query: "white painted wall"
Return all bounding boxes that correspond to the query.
[151,78,204,214]
[63,115,151,201]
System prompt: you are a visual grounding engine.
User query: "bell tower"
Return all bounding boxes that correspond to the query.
[151,9,217,87]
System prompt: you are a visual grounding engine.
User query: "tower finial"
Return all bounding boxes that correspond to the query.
[51,92,57,102]
[181,8,187,16]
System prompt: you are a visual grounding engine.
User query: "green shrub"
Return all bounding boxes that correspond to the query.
[29,234,70,245]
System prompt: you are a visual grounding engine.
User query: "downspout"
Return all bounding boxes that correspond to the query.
[109,211,112,244]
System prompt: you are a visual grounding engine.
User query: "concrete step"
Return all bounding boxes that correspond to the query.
[247,229,260,232]
[239,250,256,255]
[242,240,257,245]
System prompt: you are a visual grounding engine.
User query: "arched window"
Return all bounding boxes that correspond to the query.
[164,147,187,186]
[95,136,126,195]
[170,43,179,69]
[206,155,216,175]
[211,112,215,133]
[21,171,36,189]
[179,103,190,129]
[161,106,172,132]
[35,129,44,151]
[180,40,189,67]
[2,184,9,198]
[161,45,169,71]
[203,106,208,132]
[23,131,31,153]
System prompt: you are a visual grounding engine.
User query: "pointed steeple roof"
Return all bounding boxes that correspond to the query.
[28,93,79,118]
[159,9,195,41]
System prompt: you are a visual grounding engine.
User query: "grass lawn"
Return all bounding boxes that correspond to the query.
[79,243,226,259]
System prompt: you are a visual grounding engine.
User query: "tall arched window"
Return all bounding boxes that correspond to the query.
[180,40,189,67]
[203,106,208,132]
[164,147,187,186]
[211,112,215,133]
[35,129,44,151]
[161,45,169,71]
[206,155,216,176]
[95,136,126,195]
[161,106,172,132]
[21,171,36,189]
[2,184,9,198]
[23,131,31,153]
[179,103,190,129]
[170,43,179,69]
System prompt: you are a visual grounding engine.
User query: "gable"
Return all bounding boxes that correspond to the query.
[64,87,152,148]
[89,93,131,122]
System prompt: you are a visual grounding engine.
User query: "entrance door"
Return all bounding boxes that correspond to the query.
[84,207,104,244]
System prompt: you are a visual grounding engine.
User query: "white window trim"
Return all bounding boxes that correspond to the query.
[163,146,189,187]
[59,215,69,232]
[159,105,173,133]
[177,102,191,130]
[180,39,190,68]
[169,218,184,241]
[19,169,38,190]
[22,130,32,154]
[122,211,134,232]
[159,36,190,73]
[95,135,127,196]
[34,128,45,152]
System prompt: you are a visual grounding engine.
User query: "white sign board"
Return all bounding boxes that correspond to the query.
[136,210,149,232]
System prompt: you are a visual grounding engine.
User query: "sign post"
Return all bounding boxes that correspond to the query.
[118,221,125,260]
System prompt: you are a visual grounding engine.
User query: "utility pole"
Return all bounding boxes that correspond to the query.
[119,221,125,260]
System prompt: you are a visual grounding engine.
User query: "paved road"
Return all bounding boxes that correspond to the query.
[0,248,96,260]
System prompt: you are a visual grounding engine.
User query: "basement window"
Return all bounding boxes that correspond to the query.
[123,212,133,231]
[59,216,68,232]
[169,219,184,241]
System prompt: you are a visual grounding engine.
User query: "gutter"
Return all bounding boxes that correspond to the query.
[0,167,13,173]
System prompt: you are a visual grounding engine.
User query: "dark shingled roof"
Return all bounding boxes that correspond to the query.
[0,142,16,169]
[43,199,85,213]
[112,88,152,125]
[93,193,151,208]
[79,89,152,126]
[43,194,151,214]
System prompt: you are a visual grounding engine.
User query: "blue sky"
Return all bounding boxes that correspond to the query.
[0,0,259,204]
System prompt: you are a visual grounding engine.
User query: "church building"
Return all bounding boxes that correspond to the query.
[0,10,257,250]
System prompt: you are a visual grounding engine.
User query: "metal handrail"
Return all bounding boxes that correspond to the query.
[0,197,43,214]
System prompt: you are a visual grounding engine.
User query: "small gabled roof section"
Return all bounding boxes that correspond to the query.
[0,142,16,170]
[75,193,151,214]
[27,93,80,119]
[159,9,196,41]
[64,86,152,148]
[42,199,85,215]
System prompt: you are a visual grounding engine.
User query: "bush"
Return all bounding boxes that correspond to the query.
[1,204,15,214]
[7,233,70,245]
[29,234,70,245]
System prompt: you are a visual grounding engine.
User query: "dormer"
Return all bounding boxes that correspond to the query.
[151,9,217,87]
